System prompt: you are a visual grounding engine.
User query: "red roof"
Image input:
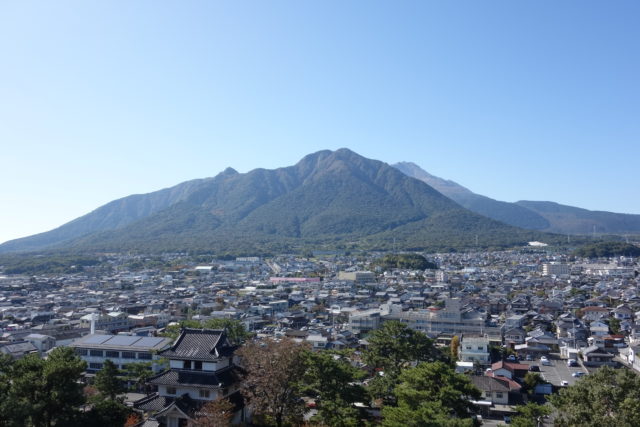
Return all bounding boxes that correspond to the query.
[491,361,529,372]
[487,372,522,390]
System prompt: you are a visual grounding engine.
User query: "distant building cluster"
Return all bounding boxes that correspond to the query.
[1,249,639,423]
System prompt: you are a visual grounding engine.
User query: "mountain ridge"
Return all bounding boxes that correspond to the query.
[393,161,640,235]
[1,149,556,254]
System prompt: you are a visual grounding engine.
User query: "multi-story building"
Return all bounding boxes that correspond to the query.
[79,312,130,333]
[459,335,490,364]
[70,334,173,373]
[383,298,499,337]
[134,328,246,426]
[348,309,382,335]
[542,263,570,276]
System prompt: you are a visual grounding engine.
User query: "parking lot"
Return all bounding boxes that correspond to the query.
[517,354,588,387]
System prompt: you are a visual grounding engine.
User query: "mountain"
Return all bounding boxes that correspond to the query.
[515,201,640,235]
[393,162,550,230]
[0,177,221,253]
[0,149,553,254]
[394,161,640,235]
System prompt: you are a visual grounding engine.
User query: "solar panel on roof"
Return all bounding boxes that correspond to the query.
[106,336,140,346]
[83,335,111,344]
[132,337,165,348]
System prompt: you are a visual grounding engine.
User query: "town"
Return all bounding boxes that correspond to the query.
[0,247,638,426]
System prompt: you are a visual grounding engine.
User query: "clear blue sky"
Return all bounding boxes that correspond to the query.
[1,1,639,244]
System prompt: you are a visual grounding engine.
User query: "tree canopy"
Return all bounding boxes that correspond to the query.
[237,338,309,427]
[573,241,640,258]
[381,361,480,426]
[550,366,640,427]
[371,253,437,271]
[303,351,368,426]
[94,360,124,400]
[363,321,446,402]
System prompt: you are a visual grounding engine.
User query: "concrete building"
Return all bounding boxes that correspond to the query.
[70,333,173,373]
[383,298,499,337]
[348,309,382,334]
[337,271,375,283]
[459,335,490,364]
[542,263,570,276]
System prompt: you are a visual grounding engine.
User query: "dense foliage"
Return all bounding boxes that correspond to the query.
[550,366,640,427]
[573,241,640,258]
[0,348,133,427]
[0,254,101,275]
[381,361,481,426]
[372,253,437,270]
[363,321,449,404]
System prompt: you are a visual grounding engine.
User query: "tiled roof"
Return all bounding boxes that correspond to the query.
[134,392,202,417]
[134,393,173,412]
[491,361,529,372]
[470,376,511,393]
[160,328,234,361]
[148,367,239,388]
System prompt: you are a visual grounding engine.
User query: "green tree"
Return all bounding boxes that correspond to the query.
[303,351,368,426]
[371,253,437,271]
[94,359,124,400]
[84,398,132,427]
[609,317,621,335]
[202,318,251,344]
[523,372,546,395]
[364,321,445,402]
[550,366,640,427]
[381,361,480,426]
[0,354,19,427]
[123,361,154,392]
[10,347,87,427]
[510,402,551,427]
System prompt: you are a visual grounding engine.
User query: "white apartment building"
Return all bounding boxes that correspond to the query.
[542,263,570,276]
[383,298,500,337]
[459,335,490,364]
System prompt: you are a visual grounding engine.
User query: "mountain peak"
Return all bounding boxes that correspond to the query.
[2,148,533,254]
[392,162,472,196]
[220,167,239,176]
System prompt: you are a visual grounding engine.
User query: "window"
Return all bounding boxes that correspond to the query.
[477,346,483,351]
[166,387,177,395]
[105,351,119,358]
[496,392,503,399]
[89,363,103,370]
[466,346,472,350]
[194,361,202,371]
[199,389,210,398]
[137,352,152,360]
[183,360,192,370]
[89,349,103,357]
[76,348,88,356]
[121,352,136,359]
